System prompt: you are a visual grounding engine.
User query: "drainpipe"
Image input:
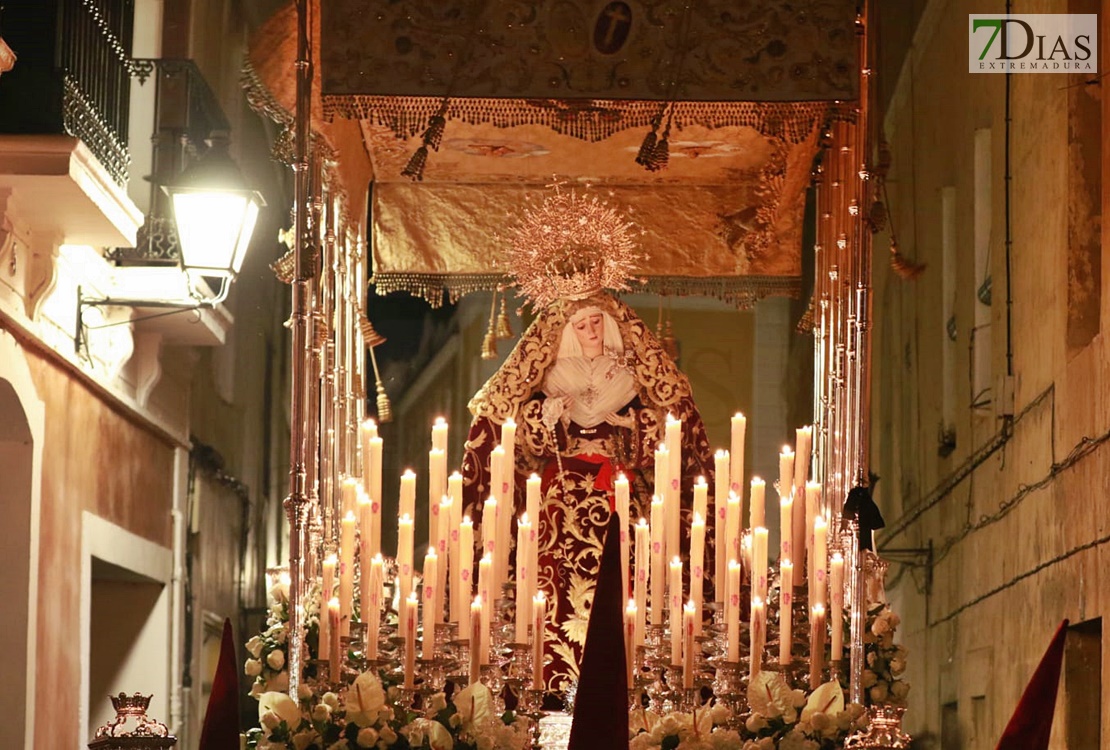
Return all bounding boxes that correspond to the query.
[169,446,189,743]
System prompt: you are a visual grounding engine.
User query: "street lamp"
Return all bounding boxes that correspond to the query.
[163,132,265,292]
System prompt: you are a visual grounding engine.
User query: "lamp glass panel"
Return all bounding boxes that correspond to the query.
[172,192,251,275]
[231,200,261,274]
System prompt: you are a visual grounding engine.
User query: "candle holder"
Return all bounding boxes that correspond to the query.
[844,704,911,749]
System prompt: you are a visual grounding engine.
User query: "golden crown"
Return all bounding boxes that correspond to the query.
[507,184,643,309]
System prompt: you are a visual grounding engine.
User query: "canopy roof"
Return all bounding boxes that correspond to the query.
[247,0,860,306]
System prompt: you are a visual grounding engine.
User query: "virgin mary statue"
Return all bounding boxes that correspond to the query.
[460,188,715,697]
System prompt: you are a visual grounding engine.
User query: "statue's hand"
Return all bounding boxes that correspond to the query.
[603,410,635,428]
[541,396,568,431]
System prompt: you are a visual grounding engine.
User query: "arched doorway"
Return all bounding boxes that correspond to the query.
[0,330,44,750]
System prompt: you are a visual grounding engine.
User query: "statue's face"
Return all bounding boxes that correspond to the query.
[571,312,605,357]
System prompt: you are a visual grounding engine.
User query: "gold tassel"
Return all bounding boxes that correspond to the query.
[495,297,513,340]
[368,345,392,423]
[271,248,295,284]
[358,315,387,348]
[480,329,498,360]
[374,381,393,423]
[890,240,926,281]
[423,114,447,152]
[635,118,660,168]
[401,145,429,181]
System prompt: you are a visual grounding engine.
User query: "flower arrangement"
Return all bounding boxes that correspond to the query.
[246,671,531,750]
[862,603,909,706]
[246,576,321,698]
[629,674,868,750]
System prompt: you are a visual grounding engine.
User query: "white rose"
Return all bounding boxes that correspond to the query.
[378,726,397,745]
[869,683,889,703]
[260,711,280,731]
[356,728,378,748]
[809,712,832,732]
[889,658,905,676]
[250,682,265,698]
[267,649,286,671]
[861,669,877,688]
[292,730,317,750]
[322,692,340,711]
[245,659,263,677]
[745,713,769,733]
[312,704,331,723]
[247,636,264,658]
[298,683,313,701]
[891,681,911,700]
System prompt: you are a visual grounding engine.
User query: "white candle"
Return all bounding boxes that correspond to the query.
[482,497,498,595]
[726,560,741,662]
[665,416,682,565]
[457,516,474,627]
[810,603,826,689]
[398,514,414,606]
[400,469,416,522]
[830,552,844,661]
[448,472,463,620]
[470,597,483,684]
[367,555,383,660]
[693,476,708,527]
[779,491,793,563]
[404,592,418,688]
[625,600,637,687]
[683,600,696,689]
[669,556,683,666]
[437,495,450,621]
[634,518,649,648]
[805,482,822,592]
[778,447,794,501]
[342,477,359,526]
[339,511,356,635]
[654,445,669,560]
[725,491,740,582]
[478,555,492,665]
[422,547,438,660]
[713,450,730,603]
[320,554,336,658]
[752,526,768,603]
[491,447,510,590]
[779,560,793,665]
[328,596,341,670]
[429,449,445,566]
[515,513,533,644]
[813,516,828,609]
[690,512,705,636]
[501,419,517,508]
[750,596,765,680]
[729,413,746,497]
[616,473,631,599]
[533,592,546,689]
[358,489,373,625]
[750,477,766,530]
[431,416,448,452]
[367,437,383,557]
[650,496,665,626]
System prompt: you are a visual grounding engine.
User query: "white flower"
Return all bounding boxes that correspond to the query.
[250,682,265,698]
[869,683,889,703]
[861,669,877,688]
[311,704,331,723]
[292,730,318,750]
[321,692,340,712]
[247,636,264,658]
[889,657,906,676]
[378,726,397,745]
[356,727,378,748]
[745,713,769,733]
[426,691,447,716]
[709,703,730,725]
[267,649,286,671]
[260,711,281,731]
[245,659,263,677]
[298,683,313,701]
[891,681,911,701]
[347,671,386,727]
[259,692,303,732]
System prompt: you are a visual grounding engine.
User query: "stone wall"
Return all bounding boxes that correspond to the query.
[872,0,1110,745]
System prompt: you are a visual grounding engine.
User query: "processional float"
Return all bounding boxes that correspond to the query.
[246,0,912,748]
